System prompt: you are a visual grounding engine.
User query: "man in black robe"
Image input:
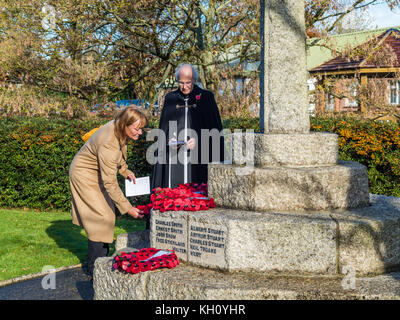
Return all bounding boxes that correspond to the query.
[151,64,224,190]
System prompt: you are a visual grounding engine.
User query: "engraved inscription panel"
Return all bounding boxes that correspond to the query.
[152,216,187,260]
[188,221,227,268]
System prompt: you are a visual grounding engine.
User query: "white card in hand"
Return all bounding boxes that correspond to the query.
[168,140,186,146]
[125,176,150,197]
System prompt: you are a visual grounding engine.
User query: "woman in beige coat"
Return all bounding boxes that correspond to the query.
[69,106,147,276]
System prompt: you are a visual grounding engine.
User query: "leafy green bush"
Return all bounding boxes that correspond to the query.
[222,117,260,131]
[311,116,400,197]
[1,115,399,212]
[0,117,106,210]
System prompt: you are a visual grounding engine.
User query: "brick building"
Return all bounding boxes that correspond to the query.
[307,27,400,119]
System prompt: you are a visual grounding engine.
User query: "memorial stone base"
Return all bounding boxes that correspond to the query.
[93,259,400,300]
[93,194,400,299]
[148,194,400,275]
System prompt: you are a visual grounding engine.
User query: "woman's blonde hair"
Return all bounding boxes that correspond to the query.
[114,105,148,146]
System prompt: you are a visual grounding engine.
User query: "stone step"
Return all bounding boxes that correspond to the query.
[116,194,400,276]
[208,160,369,211]
[93,258,400,300]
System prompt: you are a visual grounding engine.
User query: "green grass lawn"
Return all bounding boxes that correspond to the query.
[0,209,146,281]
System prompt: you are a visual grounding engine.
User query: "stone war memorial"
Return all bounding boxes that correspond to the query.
[93,0,400,300]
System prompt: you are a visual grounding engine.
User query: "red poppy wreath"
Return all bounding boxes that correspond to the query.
[137,183,216,214]
[112,248,179,274]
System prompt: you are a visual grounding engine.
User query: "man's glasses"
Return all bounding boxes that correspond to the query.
[178,81,192,87]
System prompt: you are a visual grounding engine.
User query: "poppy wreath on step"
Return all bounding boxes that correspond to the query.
[112,248,179,274]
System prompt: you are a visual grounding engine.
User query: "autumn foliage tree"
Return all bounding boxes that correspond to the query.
[305,0,400,36]
[0,0,399,118]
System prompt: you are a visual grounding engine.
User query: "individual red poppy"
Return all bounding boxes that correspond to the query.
[208,198,216,208]
[181,198,191,211]
[164,198,175,210]
[197,200,209,210]
[137,205,150,215]
[152,199,164,210]
[173,198,184,211]
[191,201,201,211]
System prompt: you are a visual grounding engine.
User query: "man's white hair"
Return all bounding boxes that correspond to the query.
[175,63,200,84]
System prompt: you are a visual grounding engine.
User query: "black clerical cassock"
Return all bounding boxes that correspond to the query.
[151,85,224,190]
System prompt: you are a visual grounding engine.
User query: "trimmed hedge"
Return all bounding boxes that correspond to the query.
[0,117,107,210]
[0,116,399,212]
[311,116,400,197]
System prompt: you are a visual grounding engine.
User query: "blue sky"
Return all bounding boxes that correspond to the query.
[368,2,400,28]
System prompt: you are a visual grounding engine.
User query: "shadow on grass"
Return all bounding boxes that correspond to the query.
[45,216,147,265]
[46,220,89,264]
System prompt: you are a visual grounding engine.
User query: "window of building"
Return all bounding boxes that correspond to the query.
[345,81,358,107]
[235,78,244,95]
[390,80,400,105]
[326,93,334,111]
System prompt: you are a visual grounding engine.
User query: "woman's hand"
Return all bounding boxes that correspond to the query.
[127,172,136,184]
[127,207,144,219]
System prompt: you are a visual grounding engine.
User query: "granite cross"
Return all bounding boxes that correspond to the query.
[260,0,310,134]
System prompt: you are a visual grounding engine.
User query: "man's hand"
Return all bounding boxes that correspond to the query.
[127,207,144,219]
[186,138,196,150]
[127,172,136,184]
[168,137,180,149]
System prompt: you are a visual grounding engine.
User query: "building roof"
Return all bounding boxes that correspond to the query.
[307,26,400,71]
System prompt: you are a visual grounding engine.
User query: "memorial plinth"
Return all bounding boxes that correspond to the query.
[96,195,400,300]
[143,195,400,276]
[94,194,400,299]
